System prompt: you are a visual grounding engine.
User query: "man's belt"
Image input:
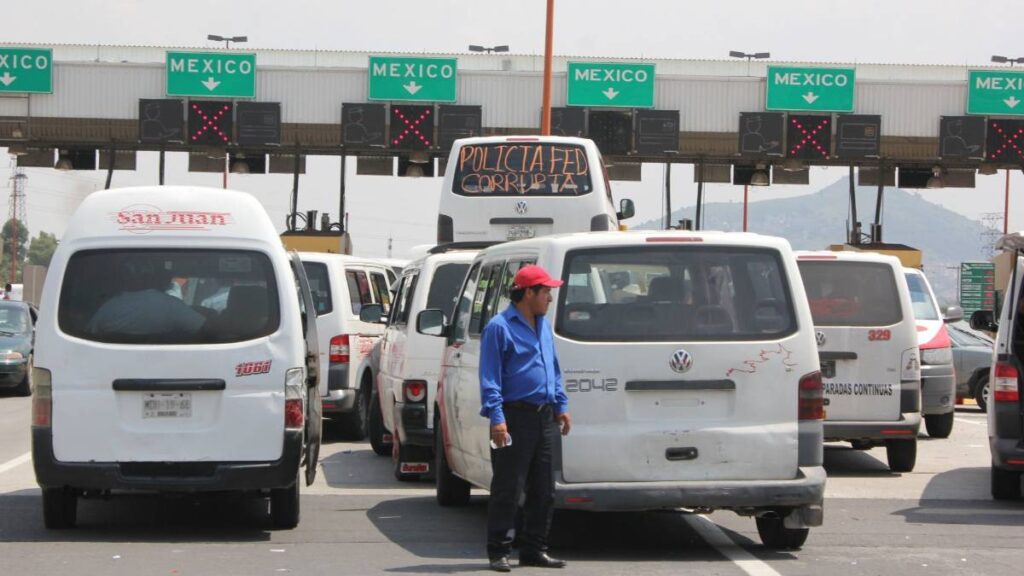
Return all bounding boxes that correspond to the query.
[503,400,554,413]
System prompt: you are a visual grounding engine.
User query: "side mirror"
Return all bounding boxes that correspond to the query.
[359,303,387,324]
[416,309,448,337]
[943,305,964,324]
[970,309,997,333]
[617,198,636,220]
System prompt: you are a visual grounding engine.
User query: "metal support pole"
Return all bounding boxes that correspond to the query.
[696,161,705,231]
[664,163,672,230]
[742,185,749,232]
[339,154,347,233]
[1005,168,1011,235]
[873,161,885,239]
[222,155,228,189]
[158,149,165,185]
[104,146,115,190]
[540,0,554,135]
[292,149,301,214]
[849,165,858,242]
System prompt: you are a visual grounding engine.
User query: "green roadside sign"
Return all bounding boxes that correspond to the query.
[967,70,1024,116]
[0,48,53,94]
[368,56,457,102]
[960,262,996,316]
[166,51,256,98]
[766,66,856,112]
[566,62,655,108]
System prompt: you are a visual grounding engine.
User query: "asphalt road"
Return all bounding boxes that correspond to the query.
[0,392,1020,576]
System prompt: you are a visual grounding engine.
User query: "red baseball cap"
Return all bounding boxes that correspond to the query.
[513,265,564,290]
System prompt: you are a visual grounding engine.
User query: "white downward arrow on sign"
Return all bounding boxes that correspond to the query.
[0,72,16,87]
[201,77,221,91]
[802,92,819,104]
[603,87,619,100]
[1005,96,1021,109]
[404,81,422,95]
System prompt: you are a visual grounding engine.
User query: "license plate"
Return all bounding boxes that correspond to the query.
[820,360,836,379]
[143,392,193,419]
[507,225,535,241]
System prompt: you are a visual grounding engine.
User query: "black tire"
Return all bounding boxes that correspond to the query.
[13,355,31,397]
[435,414,470,506]
[991,465,1022,500]
[270,481,300,529]
[925,411,954,439]
[338,385,369,441]
[42,487,77,529]
[975,375,990,413]
[885,439,917,472]
[755,515,809,550]
[368,390,393,457]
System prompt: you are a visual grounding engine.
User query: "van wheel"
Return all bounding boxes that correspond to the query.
[885,439,917,472]
[924,412,954,439]
[368,390,393,457]
[991,465,1022,500]
[270,481,300,529]
[13,355,31,396]
[435,414,470,506]
[975,375,990,413]
[338,386,369,440]
[42,487,77,529]
[755,515,808,550]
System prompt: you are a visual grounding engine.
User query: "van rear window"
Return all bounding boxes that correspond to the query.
[451,143,593,196]
[58,249,280,345]
[556,246,796,342]
[426,263,470,317]
[798,261,903,327]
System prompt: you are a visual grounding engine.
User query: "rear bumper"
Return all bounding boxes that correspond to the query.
[321,387,356,414]
[553,465,826,518]
[921,363,955,415]
[825,412,921,442]
[0,360,28,387]
[395,401,433,447]
[32,427,302,492]
[990,438,1024,470]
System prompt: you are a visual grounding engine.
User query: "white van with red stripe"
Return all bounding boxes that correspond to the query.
[904,268,961,439]
[418,231,825,550]
[796,252,921,471]
[32,186,322,530]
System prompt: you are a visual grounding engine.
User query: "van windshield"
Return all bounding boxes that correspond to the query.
[426,263,470,317]
[798,261,903,327]
[556,246,796,342]
[452,142,593,196]
[59,249,280,344]
[904,272,940,321]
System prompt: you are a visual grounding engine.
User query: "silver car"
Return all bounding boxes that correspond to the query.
[949,323,993,412]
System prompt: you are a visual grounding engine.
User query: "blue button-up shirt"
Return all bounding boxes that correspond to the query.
[479,305,569,426]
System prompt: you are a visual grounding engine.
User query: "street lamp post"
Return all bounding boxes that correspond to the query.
[729,50,770,76]
[991,55,1024,233]
[468,45,509,54]
[541,0,554,135]
[208,34,248,49]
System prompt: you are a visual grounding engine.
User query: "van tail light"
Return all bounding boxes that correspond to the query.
[403,380,427,403]
[32,368,52,427]
[994,362,1020,404]
[284,368,305,431]
[798,371,824,420]
[329,335,350,364]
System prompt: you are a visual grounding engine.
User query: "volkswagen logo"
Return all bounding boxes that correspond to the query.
[669,349,693,374]
[815,330,827,346]
[514,200,529,215]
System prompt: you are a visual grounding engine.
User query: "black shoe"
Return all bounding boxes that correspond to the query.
[519,552,566,568]
[489,555,512,572]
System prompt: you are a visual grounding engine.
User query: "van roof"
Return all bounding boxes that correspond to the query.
[998,232,1024,251]
[794,250,904,266]
[476,230,794,255]
[62,186,278,246]
[451,135,595,148]
[297,252,395,268]
[406,249,478,272]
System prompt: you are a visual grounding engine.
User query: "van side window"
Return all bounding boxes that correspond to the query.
[395,273,418,326]
[495,259,537,313]
[346,270,373,315]
[370,271,392,314]
[301,261,332,316]
[469,263,503,337]
[451,263,481,342]
[387,277,407,325]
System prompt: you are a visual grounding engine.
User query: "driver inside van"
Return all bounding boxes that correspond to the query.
[87,260,206,338]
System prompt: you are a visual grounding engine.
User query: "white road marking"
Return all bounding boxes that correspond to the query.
[685,514,783,576]
[955,417,987,426]
[0,452,31,475]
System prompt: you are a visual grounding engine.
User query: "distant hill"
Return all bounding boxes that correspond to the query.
[633,177,992,305]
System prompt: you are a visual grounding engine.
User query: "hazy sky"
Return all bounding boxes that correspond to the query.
[2,0,1022,258]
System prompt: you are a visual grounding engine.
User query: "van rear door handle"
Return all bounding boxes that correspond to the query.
[665,447,699,461]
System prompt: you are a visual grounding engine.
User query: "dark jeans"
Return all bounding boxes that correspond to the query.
[487,404,558,558]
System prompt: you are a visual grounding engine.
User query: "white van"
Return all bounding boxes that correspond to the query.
[298,253,394,439]
[368,244,478,479]
[796,252,921,471]
[32,186,322,529]
[904,268,961,439]
[437,136,634,243]
[971,232,1024,499]
[417,231,826,550]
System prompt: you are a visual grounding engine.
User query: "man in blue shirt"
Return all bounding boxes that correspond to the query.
[480,264,571,572]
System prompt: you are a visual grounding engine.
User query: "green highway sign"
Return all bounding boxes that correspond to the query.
[166,51,256,98]
[368,56,457,102]
[0,48,53,94]
[567,62,655,108]
[967,70,1024,116]
[766,66,856,112]
[959,262,996,316]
